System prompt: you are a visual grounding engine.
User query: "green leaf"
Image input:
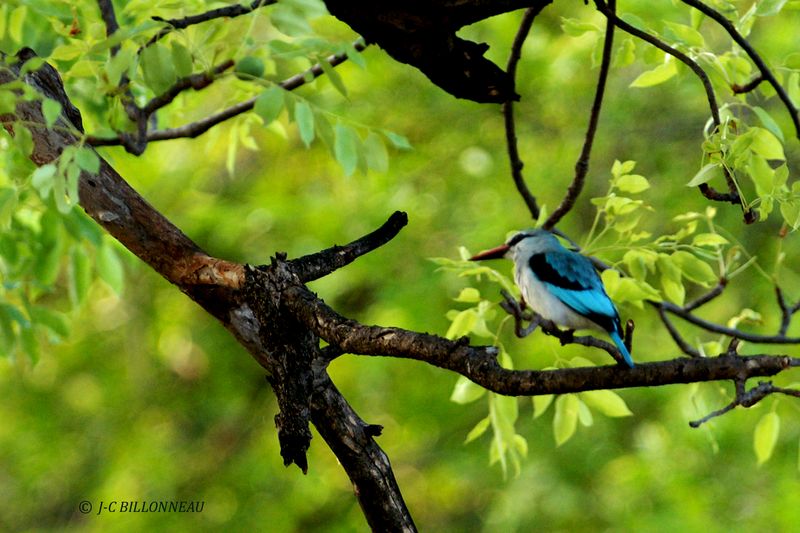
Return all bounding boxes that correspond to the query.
[171,42,194,78]
[382,130,412,151]
[319,58,347,97]
[97,244,124,294]
[553,395,579,446]
[42,98,62,128]
[235,56,265,80]
[560,17,600,37]
[450,375,486,404]
[294,100,315,147]
[687,163,721,187]
[0,187,16,228]
[664,21,706,47]
[465,416,491,444]
[577,398,594,427]
[630,58,677,88]
[747,154,774,196]
[615,174,650,193]
[750,127,785,160]
[9,5,26,43]
[140,42,177,94]
[611,159,636,178]
[692,233,729,247]
[533,394,554,418]
[672,250,716,286]
[363,132,389,173]
[445,309,477,339]
[254,86,285,124]
[454,287,481,303]
[751,106,784,143]
[69,246,92,306]
[30,306,69,338]
[580,390,633,417]
[31,164,57,197]
[756,0,788,16]
[74,147,100,174]
[754,412,780,464]
[334,123,359,176]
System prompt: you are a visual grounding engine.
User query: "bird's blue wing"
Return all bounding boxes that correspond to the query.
[529,251,619,332]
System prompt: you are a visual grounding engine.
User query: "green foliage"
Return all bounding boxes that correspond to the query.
[2,1,800,531]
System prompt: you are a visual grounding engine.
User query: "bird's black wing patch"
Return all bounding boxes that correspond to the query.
[528,253,585,291]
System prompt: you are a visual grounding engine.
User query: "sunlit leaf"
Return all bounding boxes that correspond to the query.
[580,390,633,417]
[533,394,554,418]
[97,243,124,294]
[553,394,579,446]
[630,58,677,88]
[687,163,721,187]
[334,123,359,176]
[754,411,780,464]
[294,100,315,147]
[450,375,486,404]
[254,86,285,124]
[465,416,491,443]
[445,309,477,339]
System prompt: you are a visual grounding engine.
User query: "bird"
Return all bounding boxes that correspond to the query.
[470,229,633,367]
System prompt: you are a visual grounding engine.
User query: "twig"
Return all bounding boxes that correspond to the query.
[142,60,235,116]
[498,287,632,366]
[97,0,121,56]
[145,0,277,49]
[87,42,367,147]
[690,379,800,427]
[732,75,764,95]
[679,0,800,139]
[775,286,800,336]
[287,211,408,283]
[658,305,701,357]
[592,0,745,212]
[502,6,549,220]
[544,0,617,229]
[684,278,727,312]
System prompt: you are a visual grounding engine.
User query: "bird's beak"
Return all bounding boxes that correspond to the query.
[469,244,510,261]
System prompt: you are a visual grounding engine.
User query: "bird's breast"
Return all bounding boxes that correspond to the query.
[514,265,597,330]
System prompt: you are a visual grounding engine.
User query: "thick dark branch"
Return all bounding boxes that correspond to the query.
[680,0,800,139]
[544,0,615,230]
[310,372,416,532]
[502,6,550,220]
[87,42,365,147]
[284,285,794,396]
[287,211,408,283]
[146,0,277,48]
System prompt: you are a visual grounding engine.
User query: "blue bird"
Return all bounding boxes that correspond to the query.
[470,229,633,367]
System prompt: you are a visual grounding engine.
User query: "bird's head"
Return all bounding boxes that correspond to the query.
[470,229,558,262]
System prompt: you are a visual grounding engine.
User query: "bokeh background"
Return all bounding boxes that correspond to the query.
[1,1,799,531]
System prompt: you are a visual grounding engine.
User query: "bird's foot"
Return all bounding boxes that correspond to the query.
[499,289,537,338]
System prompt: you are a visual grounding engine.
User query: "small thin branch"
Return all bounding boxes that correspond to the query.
[145,0,277,49]
[775,286,800,336]
[287,211,408,283]
[544,0,616,230]
[97,0,121,56]
[658,305,701,357]
[87,42,367,147]
[732,74,765,95]
[661,301,800,344]
[142,60,235,116]
[680,0,800,139]
[690,380,800,427]
[593,0,746,212]
[503,6,550,220]
[683,278,727,312]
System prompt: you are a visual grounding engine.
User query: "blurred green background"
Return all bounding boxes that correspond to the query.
[1,1,800,531]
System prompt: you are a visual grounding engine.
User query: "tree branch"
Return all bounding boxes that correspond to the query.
[146,0,278,48]
[86,42,366,147]
[287,211,408,283]
[502,5,551,221]
[544,0,615,230]
[679,0,800,139]
[592,0,750,217]
[690,379,800,427]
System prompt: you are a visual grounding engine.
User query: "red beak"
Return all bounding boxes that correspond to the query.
[469,244,510,261]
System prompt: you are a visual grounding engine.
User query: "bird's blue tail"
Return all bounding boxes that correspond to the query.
[609,330,634,368]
